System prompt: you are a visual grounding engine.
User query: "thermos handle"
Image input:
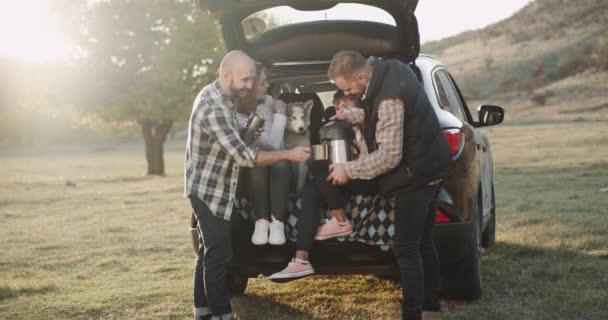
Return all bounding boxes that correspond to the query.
[352,143,360,158]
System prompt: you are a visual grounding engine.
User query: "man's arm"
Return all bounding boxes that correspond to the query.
[255,146,310,167]
[201,106,310,168]
[201,107,258,168]
[342,98,404,179]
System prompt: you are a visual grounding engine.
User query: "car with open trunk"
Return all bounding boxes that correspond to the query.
[192,0,505,300]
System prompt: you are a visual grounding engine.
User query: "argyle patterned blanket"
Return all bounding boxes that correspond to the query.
[234,194,396,250]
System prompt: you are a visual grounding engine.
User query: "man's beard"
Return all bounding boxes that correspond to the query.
[229,81,250,99]
[235,88,257,114]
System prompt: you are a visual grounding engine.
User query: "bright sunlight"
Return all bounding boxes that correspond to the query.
[0,0,74,62]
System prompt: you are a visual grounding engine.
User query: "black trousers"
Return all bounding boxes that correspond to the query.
[309,160,378,210]
[295,161,378,252]
[300,161,442,320]
[296,160,378,251]
[393,184,442,320]
[239,160,291,222]
[190,196,234,319]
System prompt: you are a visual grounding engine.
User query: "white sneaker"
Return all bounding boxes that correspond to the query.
[251,219,269,245]
[268,216,286,245]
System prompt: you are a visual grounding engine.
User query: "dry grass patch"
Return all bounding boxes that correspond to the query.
[1,123,606,319]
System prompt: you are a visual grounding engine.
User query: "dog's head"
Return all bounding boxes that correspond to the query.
[286,99,314,135]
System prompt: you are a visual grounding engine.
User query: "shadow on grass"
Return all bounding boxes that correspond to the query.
[0,284,56,302]
[450,241,608,320]
[227,240,606,320]
[233,294,312,320]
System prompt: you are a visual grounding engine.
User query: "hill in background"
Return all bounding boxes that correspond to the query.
[422,0,608,123]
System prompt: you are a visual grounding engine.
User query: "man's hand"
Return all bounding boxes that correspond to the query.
[287,146,311,163]
[329,108,349,122]
[272,99,287,114]
[327,163,349,185]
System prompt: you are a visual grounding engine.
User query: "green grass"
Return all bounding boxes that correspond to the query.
[1,123,607,319]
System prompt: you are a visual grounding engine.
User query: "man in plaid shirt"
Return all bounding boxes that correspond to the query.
[185,50,310,320]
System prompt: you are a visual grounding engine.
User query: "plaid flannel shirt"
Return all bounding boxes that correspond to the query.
[184,80,258,221]
[342,98,405,180]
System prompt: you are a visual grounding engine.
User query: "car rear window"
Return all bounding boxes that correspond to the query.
[241,4,396,42]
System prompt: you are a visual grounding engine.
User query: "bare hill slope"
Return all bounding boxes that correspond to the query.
[422,0,608,123]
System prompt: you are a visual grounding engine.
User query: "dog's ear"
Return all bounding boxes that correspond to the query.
[303,99,314,117]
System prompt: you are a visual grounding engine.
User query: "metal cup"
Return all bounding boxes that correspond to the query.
[311,144,329,160]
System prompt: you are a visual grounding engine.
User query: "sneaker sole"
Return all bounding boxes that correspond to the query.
[314,230,353,241]
[268,269,315,282]
[251,239,268,245]
[268,239,286,245]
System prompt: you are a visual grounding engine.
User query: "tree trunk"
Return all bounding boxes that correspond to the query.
[140,120,173,176]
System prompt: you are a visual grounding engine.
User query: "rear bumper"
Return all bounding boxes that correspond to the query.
[229,215,396,277]
[222,213,475,277]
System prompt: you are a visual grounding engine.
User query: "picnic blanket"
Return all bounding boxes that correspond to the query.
[234,194,396,251]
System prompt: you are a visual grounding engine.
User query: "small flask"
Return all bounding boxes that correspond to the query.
[242,113,265,145]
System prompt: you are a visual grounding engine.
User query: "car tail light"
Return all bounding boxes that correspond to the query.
[443,128,464,159]
[435,209,452,223]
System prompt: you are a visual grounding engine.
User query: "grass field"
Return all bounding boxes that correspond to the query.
[1,122,607,320]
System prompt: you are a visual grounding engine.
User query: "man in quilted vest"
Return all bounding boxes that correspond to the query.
[325,51,451,320]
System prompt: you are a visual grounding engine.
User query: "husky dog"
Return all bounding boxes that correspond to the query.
[284,99,314,195]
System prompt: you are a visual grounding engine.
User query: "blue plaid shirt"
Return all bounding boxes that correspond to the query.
[184,80,258,221]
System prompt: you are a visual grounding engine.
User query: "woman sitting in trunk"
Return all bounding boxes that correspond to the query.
[236,63,291,245]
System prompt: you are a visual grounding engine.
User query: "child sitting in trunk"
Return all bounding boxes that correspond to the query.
[269,91,377,280]
[312,90,368,240]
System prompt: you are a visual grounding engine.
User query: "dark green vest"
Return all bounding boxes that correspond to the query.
[363,58,452,196]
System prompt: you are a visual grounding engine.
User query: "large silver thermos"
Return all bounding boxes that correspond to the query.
[317,121,359,163]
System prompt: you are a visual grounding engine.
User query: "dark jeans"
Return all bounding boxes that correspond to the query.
[302,161,441,320]
[393,184,442,320]
[296,160,378,251]
[309,160,378,210]
[189,196,234,320]
[239,161,291,221]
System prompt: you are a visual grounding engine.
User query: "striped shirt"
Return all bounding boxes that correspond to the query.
[341,99,405,180]
[184,80,259,221]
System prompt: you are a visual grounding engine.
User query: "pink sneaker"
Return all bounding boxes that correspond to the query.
[268,258,315,282]
[314,217,353,240]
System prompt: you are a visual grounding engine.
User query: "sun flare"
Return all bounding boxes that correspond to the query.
[0,0,74,63]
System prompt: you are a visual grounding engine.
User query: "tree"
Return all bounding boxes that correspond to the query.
[68,0,224,175]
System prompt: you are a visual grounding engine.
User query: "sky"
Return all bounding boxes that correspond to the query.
[0,0,531,63]
[416,0,531,42]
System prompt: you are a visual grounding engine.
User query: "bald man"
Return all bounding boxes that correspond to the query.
[185,50,310,320]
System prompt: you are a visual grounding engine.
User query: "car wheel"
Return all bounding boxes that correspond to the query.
[481,183,496,248]
[227,271,248,296]
[441,189,483,300]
